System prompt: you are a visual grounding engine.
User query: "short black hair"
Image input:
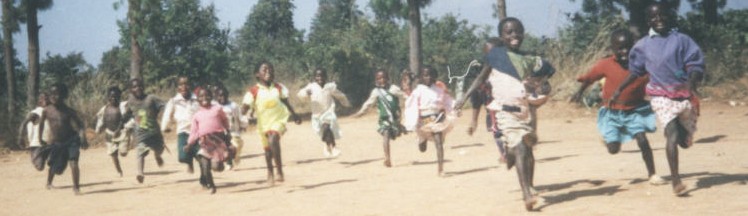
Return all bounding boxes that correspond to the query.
[498,17,523,36]
[374,69,388,78]
[215,85,229,97]
[50,83,69,99]
[422,65,438,77]
[255,60,273,73]
[610,29,633,44]
[646,2,676,19]
[107,86,122,96]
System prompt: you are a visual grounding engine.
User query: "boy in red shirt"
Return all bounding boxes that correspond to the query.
[571,29,664,185]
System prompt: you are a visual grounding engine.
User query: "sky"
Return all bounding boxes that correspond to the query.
[8,0,748,67]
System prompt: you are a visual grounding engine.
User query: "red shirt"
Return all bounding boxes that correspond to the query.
[577,56,649,110]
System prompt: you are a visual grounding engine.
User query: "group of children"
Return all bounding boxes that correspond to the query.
[15,1,704,211]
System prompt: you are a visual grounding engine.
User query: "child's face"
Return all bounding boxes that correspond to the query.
[107,90,121,105]
[314,70,327,86]
[256,63,274,84]
[177,77,190,97]
[130,80,145,99]
[647,5,672,34]
[611,34,633,67]
[48,87,62,106]
[37,94,48,107]
[500,21,524,52]
[197,89,213,107]
[216,89,228,105]
[375,71,388,87]
[421,69,436,86]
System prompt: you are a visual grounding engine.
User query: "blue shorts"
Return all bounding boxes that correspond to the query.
[597,104,656,144]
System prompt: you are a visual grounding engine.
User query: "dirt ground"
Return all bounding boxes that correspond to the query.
[1,101,746,215]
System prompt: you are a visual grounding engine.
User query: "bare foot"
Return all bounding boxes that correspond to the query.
[418,141,427,152]
[155,157,164,167]
[383,159,391,167]
[648,175,667,185]
[276,175,285,182]
[673,183,687,196]
[267,174,275,186]
[46,184,54,190]
[524,196,538,211]
[136,175,144,184]
[187,164,194,174]
[73,187,81,195]
[210,186,217,194]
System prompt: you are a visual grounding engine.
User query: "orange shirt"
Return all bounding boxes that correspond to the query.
[577,56,649,110]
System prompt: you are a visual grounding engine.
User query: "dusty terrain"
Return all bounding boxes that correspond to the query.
[1,101,746,215]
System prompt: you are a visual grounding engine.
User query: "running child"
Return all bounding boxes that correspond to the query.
[215,85,247,169]
[611,3,705,196]
[241,61,302,185]
[571,29,664,185]
[455,17,555,210]
[17,92,50,171]
[467,37,506,163]
[37,83,89,194]
[404,65,455,175]
[354,69,406,167]
[297,69,351,157]
[185,88,233,194]
[123,78,166,184]
[95,86,131,177]
[161,76,200,173]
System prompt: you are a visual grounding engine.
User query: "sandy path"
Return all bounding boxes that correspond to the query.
[1,102,747,215]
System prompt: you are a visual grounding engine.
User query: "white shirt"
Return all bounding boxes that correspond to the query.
[161,93,200,134]
[297,82,351,116]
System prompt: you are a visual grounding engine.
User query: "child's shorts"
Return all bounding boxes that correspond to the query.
[597,104,656,144]
[650,96,698,147]
[105,129,130,155]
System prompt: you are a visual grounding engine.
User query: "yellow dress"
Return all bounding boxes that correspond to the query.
[242,83,291,148]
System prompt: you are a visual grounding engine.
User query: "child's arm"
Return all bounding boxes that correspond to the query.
[160,98,174,133]
[71,110,88,150]
[185,118,199,152]
[16,112,37,148]
[610,74,638,106]
[354,89,377,117]
[281,99,302,125]
[331,86,352,108]
[95,106,106,134]
[296,83,312,99]
[37,110,47,146]
[454,64,491,111]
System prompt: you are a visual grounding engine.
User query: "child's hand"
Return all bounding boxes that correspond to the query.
[569,92,583,104]
[80,140,89,150]
[247,117,257,125]
[292,114,302,125]
[353,112,363,118]
[306,89,312,96]
[163,128,172,133]
[608,91,621,108]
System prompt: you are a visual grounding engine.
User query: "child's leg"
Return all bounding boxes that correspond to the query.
[606,142,622,154]
[268,133,284,182]
[178,133,194,173]
[137,152,146,183]
[665,119,686,195]
[111,152,123,177]
[433,132,445,175]
[233,136,244,165]
[46,166,55,189]
[69,160,81,195]
[494,132,506,162]
[511,142,537,210]
[198,156,216,194]
[634,133,656,177]
[382,130,392,167]
[262,134,274,185]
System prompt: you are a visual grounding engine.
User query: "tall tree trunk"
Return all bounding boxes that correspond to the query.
[2,0,16,117]
[26,0,40,108]
[703,0,718,24]
[407,0,421,87]
[128,0,142,80]
[496,0,507,20]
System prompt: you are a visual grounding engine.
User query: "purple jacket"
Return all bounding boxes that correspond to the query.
[629,29,705,99]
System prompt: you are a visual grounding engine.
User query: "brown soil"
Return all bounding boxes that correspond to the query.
[1,101,747,215]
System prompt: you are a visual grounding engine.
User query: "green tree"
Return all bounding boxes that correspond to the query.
[108,0,231,88]
[370,0,433,87]
[234,0,304,82]
[40,52,93,88]
[420,14,482,81]
[20,0,53,108]
[688,0,728,24]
